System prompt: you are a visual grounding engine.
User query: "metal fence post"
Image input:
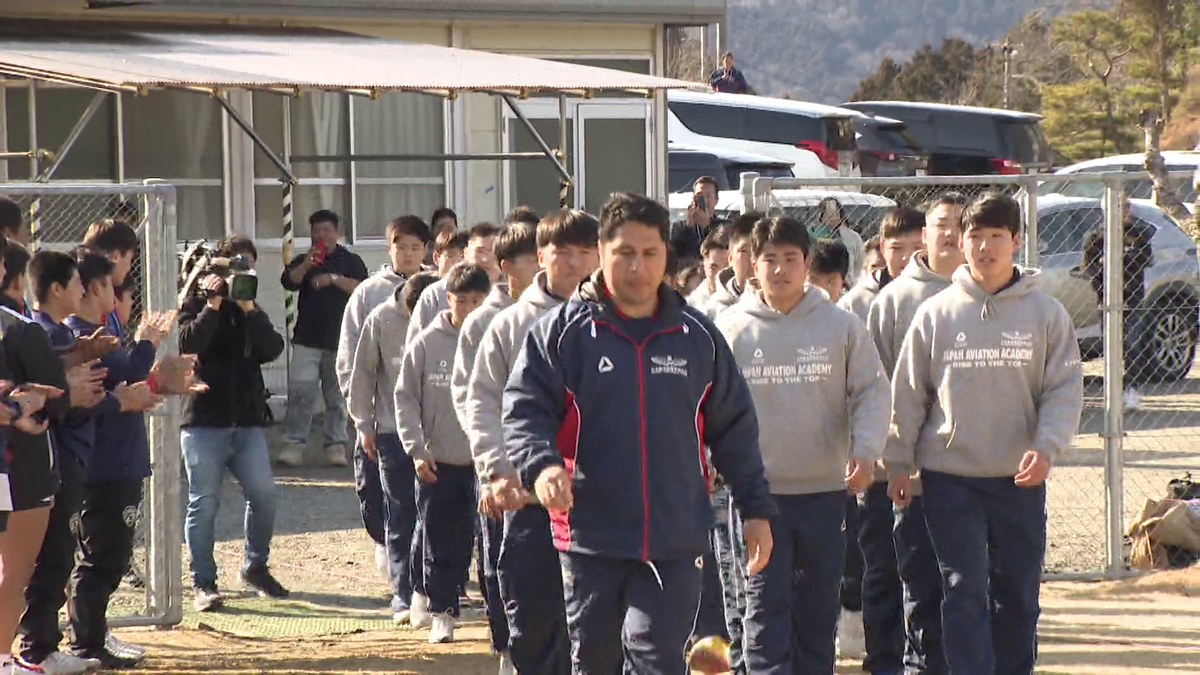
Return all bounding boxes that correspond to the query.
[738,172,758,215]
[140,183,184,625]
[1101,177,1126,579]
[1018,175,1039,268]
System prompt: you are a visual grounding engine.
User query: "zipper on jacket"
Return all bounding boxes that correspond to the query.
[595,319,682,561]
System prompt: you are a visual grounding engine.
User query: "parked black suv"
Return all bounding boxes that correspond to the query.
[841,101,1052,176]
[668,143,794,193]
[853,114,927,177]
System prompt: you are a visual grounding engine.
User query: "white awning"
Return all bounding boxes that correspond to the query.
[0,20,696,97]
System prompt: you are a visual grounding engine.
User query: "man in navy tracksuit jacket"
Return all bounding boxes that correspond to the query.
[503,193,776,675]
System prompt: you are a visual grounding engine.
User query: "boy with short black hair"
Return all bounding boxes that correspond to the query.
[449,223,538,670]
[18,251,158,674]
[717,215,889,675]
[0,196,24,245]
[863,235,884,277]
[434,230,469,277]
[335,215,432,580]
[408,224,502,344]
[688,225,730,309]
[705,212,759,318]
[64,251,169,668]
[886,193,1083,675]
[82,219,139,287]
[465,209,598,675]
[808,238,850,301]
[863,191,966,675]
[839,207,923,322]
[396,264,492,645]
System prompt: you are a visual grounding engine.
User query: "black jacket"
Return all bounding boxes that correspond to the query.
[1081,218,1155,309]
[668,218,725,265]
[179,298,286,428]
[0,295,71,482]
[280,245,368,351]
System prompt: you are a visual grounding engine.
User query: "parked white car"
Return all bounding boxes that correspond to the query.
[1040,151,1200,213]
[667,90,861,180]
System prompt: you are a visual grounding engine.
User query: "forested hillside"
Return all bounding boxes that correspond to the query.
[726,0,1108,103]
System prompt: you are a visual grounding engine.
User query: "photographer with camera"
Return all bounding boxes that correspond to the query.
[668,176,724,266]
[178,236,288,613]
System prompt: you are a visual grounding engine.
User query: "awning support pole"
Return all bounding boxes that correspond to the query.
[212,93,298,184]
[36,91,107,183]
[559,94,570,208]
[500,94,572,184]
[210,91,298,363]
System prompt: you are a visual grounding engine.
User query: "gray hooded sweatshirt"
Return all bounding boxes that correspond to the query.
[687,278,716,310]
[716,288,891,495]
[868,253,952,379]
[347,287,410,436]
[885,266,1084,479]
[405,277,449,346]
[704,268,742,319]
[464,271,563,482]
[451,283,515,430]
[838,269,887,324]
[395,310,471,466]
[336,265,406,395]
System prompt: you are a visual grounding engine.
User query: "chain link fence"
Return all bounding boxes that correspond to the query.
[0,182,183,626]
[737,172,1200,579]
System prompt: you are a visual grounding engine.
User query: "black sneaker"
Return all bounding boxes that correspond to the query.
[69,647,142,670]
[241,564,290,598]
[193,584,222,612]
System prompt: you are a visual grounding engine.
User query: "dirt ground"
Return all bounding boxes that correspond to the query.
[113,568,1200,674]
[106,460,1200,675]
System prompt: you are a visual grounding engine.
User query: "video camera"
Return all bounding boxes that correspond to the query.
[178,240,259,307]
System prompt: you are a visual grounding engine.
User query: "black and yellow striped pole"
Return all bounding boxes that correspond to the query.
[28,198,41,252]
[282,178,296,356]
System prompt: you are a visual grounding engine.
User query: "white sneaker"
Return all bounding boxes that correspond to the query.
[1123,387,1142,413]
[498,652,515,675]
[276,444,305,467]
[835,609,866,660]
[325,443,349,467]
[16,652,100,674]
[392,608,411,626]
[105,633,147,660]
[374,543,389,579]
[428,613,455,644]
[409,592,431,628]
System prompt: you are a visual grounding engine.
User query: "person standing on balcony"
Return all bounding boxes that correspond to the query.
[279,210,368,468]
[710,52,749,94]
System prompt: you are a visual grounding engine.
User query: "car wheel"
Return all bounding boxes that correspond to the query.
[1142,299,1198,383]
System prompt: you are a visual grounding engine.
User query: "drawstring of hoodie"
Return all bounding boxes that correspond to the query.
[981,294,996,322]
[645,561,664,591]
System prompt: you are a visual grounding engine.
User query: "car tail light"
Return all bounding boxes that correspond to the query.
[796,140,839,170]
[989,157,1023,175]
[867,150,898,162]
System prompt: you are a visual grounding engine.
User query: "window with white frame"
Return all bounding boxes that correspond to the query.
[251,90,445,243]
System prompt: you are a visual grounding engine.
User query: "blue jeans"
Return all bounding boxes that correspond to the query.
[282,344,348,447]
[181,427,277,588]
[744,492,845,675]
[921,471,1045,675]
[376,433,417,611]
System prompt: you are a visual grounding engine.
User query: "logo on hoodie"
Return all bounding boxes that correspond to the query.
[1001,331,1033,348]
[650,355,688,377]
[598,356,614,373]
